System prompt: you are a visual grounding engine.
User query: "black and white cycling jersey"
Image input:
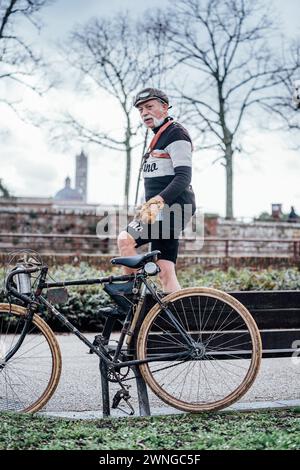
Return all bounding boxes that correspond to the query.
[143,117,196,213]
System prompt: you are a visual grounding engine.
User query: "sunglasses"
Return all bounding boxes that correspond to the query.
[133,90,168,107]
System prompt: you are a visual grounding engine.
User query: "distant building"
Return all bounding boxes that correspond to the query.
[54,150,88,203]
[54,176,82,202]
[75,150,88,203]
[271,203,282,220]
[0,151,92,211]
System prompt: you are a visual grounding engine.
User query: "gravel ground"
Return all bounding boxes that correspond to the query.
[1,331,299,416]
[39,333,300,414]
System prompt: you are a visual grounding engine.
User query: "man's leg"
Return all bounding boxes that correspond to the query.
[157,259,181,293]
[154,237,181,293]
[117,231,138,274]
[117,220,151,274]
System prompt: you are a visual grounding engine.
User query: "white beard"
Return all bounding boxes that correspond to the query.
[151,116,165,127]
[143,115,166,128]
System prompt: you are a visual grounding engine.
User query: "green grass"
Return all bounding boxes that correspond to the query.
[0,409,299,450]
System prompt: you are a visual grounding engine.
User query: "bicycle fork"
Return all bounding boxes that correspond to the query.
[0,304,36,370]
[144,281,196,350]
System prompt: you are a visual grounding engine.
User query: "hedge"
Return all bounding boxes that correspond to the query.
[1,263,300,332]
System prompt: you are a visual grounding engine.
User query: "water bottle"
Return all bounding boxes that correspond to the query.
[15,266,31,295]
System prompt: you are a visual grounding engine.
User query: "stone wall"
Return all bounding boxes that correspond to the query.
[1,205,300,259]
[0,207,100,235]
[0,206,204,254]
[213,219,300,256]
[218,219,300,239]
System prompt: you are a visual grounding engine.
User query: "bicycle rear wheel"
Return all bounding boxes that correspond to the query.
[137,287,262,412]
[0,303,62,413]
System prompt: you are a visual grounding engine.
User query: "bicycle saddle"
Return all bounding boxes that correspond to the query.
[110,250,161,268]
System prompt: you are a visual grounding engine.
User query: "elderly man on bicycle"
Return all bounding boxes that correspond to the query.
[118,88,196,293]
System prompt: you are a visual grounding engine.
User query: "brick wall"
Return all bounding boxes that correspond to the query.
[1,205,300,258]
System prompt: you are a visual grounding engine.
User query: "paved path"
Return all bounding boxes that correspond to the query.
[38,333,300,418]
[41,399,300,420]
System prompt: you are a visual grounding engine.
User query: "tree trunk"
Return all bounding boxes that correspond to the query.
[124,127,131,211]
[218,86,234,220]
[225,145,234,219]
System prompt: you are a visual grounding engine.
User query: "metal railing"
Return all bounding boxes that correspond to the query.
[0,232,300,258]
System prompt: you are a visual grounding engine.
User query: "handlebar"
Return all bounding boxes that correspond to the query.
[5,265,141,303]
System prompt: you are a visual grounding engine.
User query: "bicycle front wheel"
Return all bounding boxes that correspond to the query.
[137,287,262,412]
[0,303,62,413]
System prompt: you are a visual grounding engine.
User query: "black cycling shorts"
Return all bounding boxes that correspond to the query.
[125,219,180,264]
[124,202,195,264]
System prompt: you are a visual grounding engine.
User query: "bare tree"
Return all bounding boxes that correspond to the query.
[260,51,300,146]
[145,0,300,218]
[0,178,10,198]
[0,0,53,111]
[57,13,167,208]
[0,1,54,196]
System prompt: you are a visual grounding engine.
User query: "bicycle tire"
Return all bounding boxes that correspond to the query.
[0,303,62,413]
[136,287,262,412]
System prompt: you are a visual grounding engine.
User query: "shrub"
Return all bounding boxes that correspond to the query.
[1,263,299,331]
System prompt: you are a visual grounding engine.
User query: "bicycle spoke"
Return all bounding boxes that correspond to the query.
[152,317,190,348]
[0,307,59,413]
[140,291,261,410]
[6,338,49,365]
[205,332,251,351]
[1,368,25,411]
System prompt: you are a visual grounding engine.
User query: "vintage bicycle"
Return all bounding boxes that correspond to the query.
[0,249,262,414]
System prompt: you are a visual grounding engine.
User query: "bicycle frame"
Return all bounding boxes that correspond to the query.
[5,265,194,371]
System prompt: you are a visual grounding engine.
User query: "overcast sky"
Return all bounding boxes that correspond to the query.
[0,0,299,218]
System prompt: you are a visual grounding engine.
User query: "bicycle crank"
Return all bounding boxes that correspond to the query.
[107,366,130,383]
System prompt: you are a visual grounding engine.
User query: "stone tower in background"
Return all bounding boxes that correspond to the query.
[75,150,88,202]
